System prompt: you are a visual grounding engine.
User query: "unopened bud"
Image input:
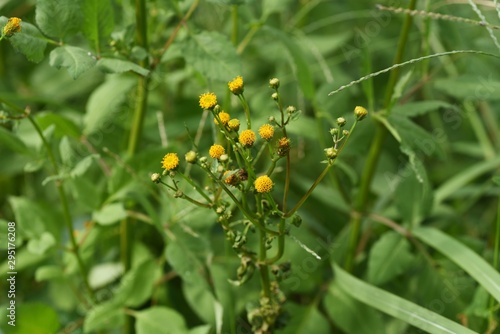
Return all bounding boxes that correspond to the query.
[151,173,161,183]
[269,78,280,89]
[271,92,278,101]
[354,106,368,120]
[336,117,346,127]
[185,150,197,163]
[324,147,338,159]
[342,129,350,136]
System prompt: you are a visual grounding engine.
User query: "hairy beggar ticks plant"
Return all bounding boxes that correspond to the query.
[152,76,367,333]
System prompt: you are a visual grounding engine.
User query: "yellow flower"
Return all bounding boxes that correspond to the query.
[354,106,368,120]
[258,124,274,141]
[209,144,225,159]
[3,17,21,37]
[228,119,240,132]
[228,76,244,95]
[239,129,256,147]
[254,175,273,193]
[162,153,180,171]
[277,137,291,156]
[214,111,230,126]
[199,92,217,110]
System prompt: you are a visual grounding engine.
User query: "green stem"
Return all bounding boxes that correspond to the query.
[490,193,500,326]
[177,171,213,203]
[345,0,417,272]
[231,5,239,46]
[256,194,271,299]
[238,94,251,129]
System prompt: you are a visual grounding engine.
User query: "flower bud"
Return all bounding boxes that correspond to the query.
[330,128,339,135]
[271,92,278,101]
[336,117,346,127]
[342,129,350,136]
[324,147,338,159]
[286,106,296,115]
[354,106,368,120]
[269,78,280,89]
[185,150,198,163]
[151,173,161,183]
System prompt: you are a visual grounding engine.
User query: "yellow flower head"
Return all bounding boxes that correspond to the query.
[228,76,244,95]
[214,111,230,126]
[228,118,240,132]
[162,153,180,171]
[254,175,273,193]
[209,144,225,159]
[199,92,217,110]
[3,17,21,37]
[354,106,368,120]
[277,137,291,156]
[239,129,256,147]
[258,124,274,141]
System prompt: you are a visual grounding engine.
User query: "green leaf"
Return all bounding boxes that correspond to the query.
[434,156,500,204]
[325,281,385,334]
[8,197,51,239]
[262,0,294,19]
[392,100,457,117]
[92,202,127,225]
[265,26,315,100]
[412,227,500,303]
[2,17,48,63]
[182,31,241,81]
[70,154,97,178]
[0,247,48,278]
[27,231,56,254]
[277,302,330,334]
[0,303,59,334]
[82,0,114,53]
[134,307,188,334]
[118,259,158,307]
[97,58,149,76]
[35,0,82,39]
[394,169,433,226]
[35,265,64,281]
[88,262,123,289]
[49,46,97,79]
[367,231,415,285]
[188,325,212,334]
[83,298,124,333]
[83,74,136,134]
[35,112,80,138]
[333,264,477,334]
[0,126,33,155]
[434,75,500,101]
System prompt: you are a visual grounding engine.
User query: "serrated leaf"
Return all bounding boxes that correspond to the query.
[50,46,97,79]
[35,265,64,281]
[92,202,127,225]
[83,298,124,333]
[367,231,415,285]
[117,259,158,307]
[27,231,56,254]
[265,26,315,100]
[70,154,96,178]
[333,264,477,334]
[6,18,48,63]
[97,58,149,76]
[36,112,80,138]
[182,31,241,81]
[434,75,500,101]
[82,0,114,53]
[83,74,135,134]
[35,0,82,39]
[134,307,188,334]
[412,227,500,303]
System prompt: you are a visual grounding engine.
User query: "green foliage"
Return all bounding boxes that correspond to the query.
[1,0,499,333]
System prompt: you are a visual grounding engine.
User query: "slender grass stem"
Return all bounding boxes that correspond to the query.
[344,0,417,272]
[490,194,500,328]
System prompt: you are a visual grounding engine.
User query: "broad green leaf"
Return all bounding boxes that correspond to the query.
[276,302,330,334]
[434,156,500,204]
[463,286,490,318]
[92,202,127,225]
[394,169,433,226]
[0,126,33,155]
[35,265,64,281]
[189,325,212,334]
[117,259,158,307]
[0,247,48,278]
[262,0,294,19]
[97,58,149,76]
[182,31,241,81]
[35,112,80,138]
[367,231,415,285]
[27,231,56,254]
[49,46,97,79]
[70,177,102,210]
[265,26,315,100]
[83,74,136,134]
[82,0,114,53]
[88,262,123,289]
[3,17,48,63]
[8,197,51,239]
[412,227,500,303]
[35,0,82,39]
[333,264,477,334]
[434,75,500,101]
[0,303,59,334]
[59,136,74,167]
[325,281,385,334]
[83,298,124,333]
[392,100,457,117]
[70,154,97,178]
[134,307,188,334]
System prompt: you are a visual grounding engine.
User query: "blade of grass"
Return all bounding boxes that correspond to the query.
[412,227,500,303]
[333,264,477,334]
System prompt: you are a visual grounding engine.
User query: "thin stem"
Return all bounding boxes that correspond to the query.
[344,0,417,272]
[238,94,251,129]
[490,194,500,327]
[236,23,261,55]
[231,5,239,46]
[177,171,213,203]
[256,194,271,299]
